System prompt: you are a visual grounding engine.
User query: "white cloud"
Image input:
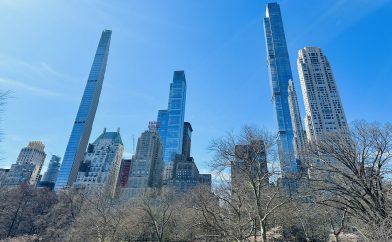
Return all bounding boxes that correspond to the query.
[0,77,60,97]
[0,56,68,81]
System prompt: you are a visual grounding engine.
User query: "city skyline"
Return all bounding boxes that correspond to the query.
[1,0,392,176]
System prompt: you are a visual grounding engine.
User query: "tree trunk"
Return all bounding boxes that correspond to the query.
[6,198,24,237]
[334,233,340,242]
[260,220,267,242]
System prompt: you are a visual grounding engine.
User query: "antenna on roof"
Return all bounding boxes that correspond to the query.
[132,135,135,154]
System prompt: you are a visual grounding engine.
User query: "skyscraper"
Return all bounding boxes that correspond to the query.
[55,30,112,190]
[2,141,46,187]
[121,123,164,199]
[39,155,61,189]
[288,80,306,161]
[74,128,124,197]
[263,3,297,174]
[164,122,212,193]
[231,140,268,191]
[157,71,187,164]
[297,47,348,142]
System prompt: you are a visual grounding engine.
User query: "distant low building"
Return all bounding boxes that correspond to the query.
[165,154,211,193]
[0,168,9,185]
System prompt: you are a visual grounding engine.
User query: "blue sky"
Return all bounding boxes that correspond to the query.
[1,0,391,175]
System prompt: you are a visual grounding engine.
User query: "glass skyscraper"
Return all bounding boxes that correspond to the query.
[263,3,297,175]
[41,155,61,184]
[55,30,112,190]
[157,71,187,164]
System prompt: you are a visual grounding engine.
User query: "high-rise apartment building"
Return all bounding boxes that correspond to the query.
[121,123,164,199]
[2,141,46,187]
[263,3,297,175]
[39,155,61,189]
[157,71,187,164]
[55,30,112,190]
[18,141,46,185]
[297,47,348,142]
[74,129,124,197]
[288,80,307,161]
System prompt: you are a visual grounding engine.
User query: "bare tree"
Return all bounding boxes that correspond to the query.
[0,184,57,240]
[134,188,181,242]
[209,126,290,242]
[40,188,86,241]
[66,188,126,242]
[189,183,257,242]
[304,121,392,240]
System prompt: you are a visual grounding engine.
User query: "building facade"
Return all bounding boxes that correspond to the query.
[121,124,164,199]
[288,80,307,161]
[0,168,10,185]
[263,3,297,175]
[164,122,211,193]
[297,47,348,142]
[2,163,35,187]
[41,155,61,184]
[39,155,61,189]
[18,141,46,185]
[73,129,123,197]
[182,122,192,159]
[231,140,268,191]
[116,159,132,195]
[55,30,112,190]
[165,154,211,193]
[157,71,187,164]
[2,141,46,187]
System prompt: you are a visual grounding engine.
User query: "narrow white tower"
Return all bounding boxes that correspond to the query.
[297,47,348,142]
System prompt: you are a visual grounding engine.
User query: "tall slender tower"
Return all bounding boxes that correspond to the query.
[157,71,187,164]
[288,80,306,161]
[263,3,297,175]
[297,47,348,142]
[55,30,112,190]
